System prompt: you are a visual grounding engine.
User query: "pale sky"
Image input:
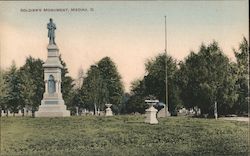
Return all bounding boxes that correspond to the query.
[0,1,248,91]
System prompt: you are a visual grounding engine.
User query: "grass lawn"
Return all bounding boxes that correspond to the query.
[0,115,249,156]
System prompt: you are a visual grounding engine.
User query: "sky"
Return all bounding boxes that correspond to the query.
[0,1,248,92]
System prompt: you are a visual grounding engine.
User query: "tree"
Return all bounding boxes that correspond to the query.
[125,79,147,114]
[5,62,23,116]
[125,53,181,114]
[178,42,237,115]
[233,37,249,114]
[19,56,44,117]
[59,55,75,111]
[144,53,182,113]
[0,69,8,115]
[97,57,124,113]
[81,65,106,114]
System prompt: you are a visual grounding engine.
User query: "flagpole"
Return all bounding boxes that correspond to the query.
[165,15,169,116]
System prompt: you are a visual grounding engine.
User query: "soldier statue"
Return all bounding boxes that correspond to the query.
[47,18,56,45]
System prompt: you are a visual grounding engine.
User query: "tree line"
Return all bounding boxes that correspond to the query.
[0,37,248,117]
[125,37,248,116]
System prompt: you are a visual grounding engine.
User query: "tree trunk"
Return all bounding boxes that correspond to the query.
[32,108,35,118]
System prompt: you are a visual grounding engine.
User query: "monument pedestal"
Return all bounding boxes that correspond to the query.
[145,100,159,124]
[36,104,70,117]
[145,106,158,124]
[35,44,70,117]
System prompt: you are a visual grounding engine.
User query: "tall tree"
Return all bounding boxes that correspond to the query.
[97,57,124,113]
[0,69,8,115]
[125,53,181,114]
[19,56,44,116]
[144,53,182,113]
[125,79,147,114]
[178,42,237,115]
[233,37,249,114]
[82,65,106,114]
[59,55,75,111]
[5,62,23,116]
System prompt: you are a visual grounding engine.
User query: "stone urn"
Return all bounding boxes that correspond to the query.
[105,104,113,116]
[144,100,159,124]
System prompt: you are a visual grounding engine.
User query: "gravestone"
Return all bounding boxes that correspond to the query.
[1,110,5,117]
[76,107,79,116]
[35,19,70,117]
[16,110,22,116]
[81,109,87,116]
[24,108,28,116]
[145,100,158,124]
[8,110,12,116]
[105,104,113,116]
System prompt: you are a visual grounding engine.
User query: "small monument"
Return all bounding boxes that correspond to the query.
[145,100,159,124]
[105,104,113,116]
[35,18,70,117]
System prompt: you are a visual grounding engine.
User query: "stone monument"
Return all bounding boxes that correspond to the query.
[35,18,70,117]
[105,104,113,116]
[145,100,159,124]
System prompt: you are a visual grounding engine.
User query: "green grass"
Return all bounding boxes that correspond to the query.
[0,115,249,156]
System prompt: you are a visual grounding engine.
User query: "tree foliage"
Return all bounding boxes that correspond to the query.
[97,57,124,113]
[233,37,249,114]
[19,56,44,116]
[0,69,8,112]
[125,53,181,114]
[125,79,147,114]
[82,65,106,113]
[59,55,75,111]
[178,42,238,115]
[145,54,182,113]
[78,57,124,114]
[4,62,23,115]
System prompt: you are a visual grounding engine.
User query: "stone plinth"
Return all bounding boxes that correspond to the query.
[36,104,70,117]
[35,44,70,117]
[105,104,113,116]
[145,100,159,124]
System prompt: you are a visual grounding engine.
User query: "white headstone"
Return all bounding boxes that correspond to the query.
[16,110,22,116]
[8,110,12,116]
[89,111,94,115]
[1,110,5,116]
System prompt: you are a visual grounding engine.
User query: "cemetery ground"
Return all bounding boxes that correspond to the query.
[0,115,249,156]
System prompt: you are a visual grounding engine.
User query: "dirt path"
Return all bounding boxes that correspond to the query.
[219,117,249,122]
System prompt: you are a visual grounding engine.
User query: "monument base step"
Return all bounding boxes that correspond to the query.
[35,104,70,117]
